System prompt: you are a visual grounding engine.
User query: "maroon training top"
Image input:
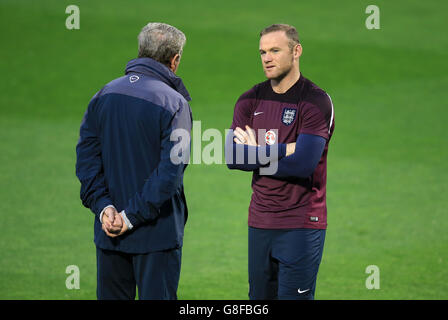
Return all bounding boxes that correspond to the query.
[230,74,335,229]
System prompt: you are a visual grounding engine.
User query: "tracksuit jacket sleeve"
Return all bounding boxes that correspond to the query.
[124,102,192,229]
[75,98,113,218]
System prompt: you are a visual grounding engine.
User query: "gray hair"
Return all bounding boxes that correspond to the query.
[138,22,186,66]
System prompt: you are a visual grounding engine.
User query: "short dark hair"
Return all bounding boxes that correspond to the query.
[260,24,300,51]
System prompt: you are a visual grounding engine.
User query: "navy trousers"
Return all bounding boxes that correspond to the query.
[96,247,182,300]
[248,227,326,300]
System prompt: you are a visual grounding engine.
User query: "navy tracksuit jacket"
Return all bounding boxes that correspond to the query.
[76,57,192,254]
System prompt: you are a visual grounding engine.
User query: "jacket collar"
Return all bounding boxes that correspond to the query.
[125,57,191,101]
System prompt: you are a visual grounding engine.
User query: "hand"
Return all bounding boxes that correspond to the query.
[102,206,121,234]
[102,213,128,238]
[101,208,128,238]
[234,125,259,146]
[286,143,296,156]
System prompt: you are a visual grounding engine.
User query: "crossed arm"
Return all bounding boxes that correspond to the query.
[226,125,326,178]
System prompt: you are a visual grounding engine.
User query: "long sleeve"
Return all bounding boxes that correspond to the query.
[225,130,287,171]
[271,133,326,179]
[226,86,287,171]
[124,102,191,229]
[75,98,113,218]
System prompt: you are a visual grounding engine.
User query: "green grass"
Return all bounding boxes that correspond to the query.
[0,0,447,299]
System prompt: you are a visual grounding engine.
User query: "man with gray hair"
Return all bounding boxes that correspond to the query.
[76,22,192,300]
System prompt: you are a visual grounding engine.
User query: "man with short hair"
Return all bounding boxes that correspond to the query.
[226,24,335,300]
[76,22,192,300]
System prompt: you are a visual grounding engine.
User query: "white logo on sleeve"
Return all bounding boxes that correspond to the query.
[254,111,264,116]
[298,288,310,294]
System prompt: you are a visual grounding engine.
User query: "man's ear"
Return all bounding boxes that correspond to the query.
[294,44,302,60]
[169,53,181,73]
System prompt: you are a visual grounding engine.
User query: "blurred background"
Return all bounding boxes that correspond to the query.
[0,0,447,299]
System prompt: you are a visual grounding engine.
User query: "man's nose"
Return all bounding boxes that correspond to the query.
[263,53,272,63]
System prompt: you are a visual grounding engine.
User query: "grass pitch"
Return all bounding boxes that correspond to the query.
[0,0,447,299]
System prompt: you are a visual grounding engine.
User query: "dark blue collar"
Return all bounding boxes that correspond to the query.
[125,57,191,101]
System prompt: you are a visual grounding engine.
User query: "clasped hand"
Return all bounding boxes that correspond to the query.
[101,207,128,238]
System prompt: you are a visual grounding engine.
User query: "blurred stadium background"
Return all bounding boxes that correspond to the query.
[0,0,447,299]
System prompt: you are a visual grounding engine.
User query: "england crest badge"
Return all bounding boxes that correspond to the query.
[281,108,297,126]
